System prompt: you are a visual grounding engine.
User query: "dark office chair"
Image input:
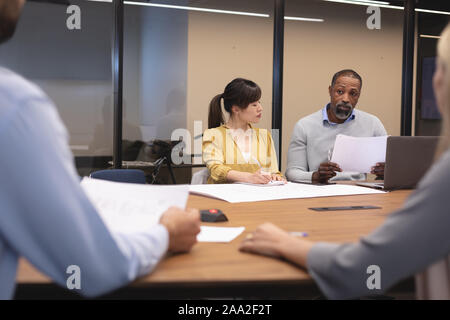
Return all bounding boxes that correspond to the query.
[89,169,146,184]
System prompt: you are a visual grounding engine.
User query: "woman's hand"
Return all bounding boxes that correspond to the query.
[226,170,271,184]
[247,170,272,184]
[271,174,287,183]
[239,223,314,268]
[227,170,285,184]
[239,223,292,258]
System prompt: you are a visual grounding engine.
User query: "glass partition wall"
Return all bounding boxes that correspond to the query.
[415,6,450,136]
[2,0,449,181]
[0,0,114,176]
[282,0,404,172]
[122,0,274,183]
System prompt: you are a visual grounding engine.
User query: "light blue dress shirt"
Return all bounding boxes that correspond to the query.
[0,67,169,299]
[322,103,356,125]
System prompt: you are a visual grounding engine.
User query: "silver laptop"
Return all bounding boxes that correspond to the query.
[357,136,440,191]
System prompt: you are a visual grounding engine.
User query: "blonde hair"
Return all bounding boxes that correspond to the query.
[435,23,450,159]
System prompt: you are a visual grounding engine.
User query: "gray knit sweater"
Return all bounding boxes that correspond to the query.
[285,108,387,182]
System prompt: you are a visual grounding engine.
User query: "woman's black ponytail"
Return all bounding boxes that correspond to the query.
[208,94,224,129]
[207,78,262,129]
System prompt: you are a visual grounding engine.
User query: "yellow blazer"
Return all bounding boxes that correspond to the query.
[202,124,281,184]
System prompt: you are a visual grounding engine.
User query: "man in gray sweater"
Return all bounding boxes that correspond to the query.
[286,70,387,183]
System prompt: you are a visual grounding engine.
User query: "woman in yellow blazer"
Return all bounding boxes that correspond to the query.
[202,78,285,184]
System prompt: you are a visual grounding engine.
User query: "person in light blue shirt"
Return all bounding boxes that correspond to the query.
[0,0,200,299]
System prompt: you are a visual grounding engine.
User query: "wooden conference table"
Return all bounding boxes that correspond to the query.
[15,187,413,299]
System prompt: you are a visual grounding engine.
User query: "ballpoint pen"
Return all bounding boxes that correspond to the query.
[252,156,262,169]
[289,232,308,237]
[252,156,270,175]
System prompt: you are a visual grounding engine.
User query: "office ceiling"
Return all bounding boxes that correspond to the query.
[390,0,450,11]
[24,0,450,11]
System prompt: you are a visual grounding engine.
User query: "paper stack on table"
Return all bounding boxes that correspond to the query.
[189,182,385,203]
[331,134,388,173]
[81,177,189,234]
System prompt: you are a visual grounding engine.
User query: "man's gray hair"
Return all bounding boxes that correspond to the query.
[331,69,362,89]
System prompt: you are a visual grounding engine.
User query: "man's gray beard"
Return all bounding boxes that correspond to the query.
[334,103,353,120]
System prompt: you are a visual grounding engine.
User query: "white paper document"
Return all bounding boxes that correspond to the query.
[189,182,385,203]
[81,177,189,234]
[331,134,388,173]
[197,226,245,242]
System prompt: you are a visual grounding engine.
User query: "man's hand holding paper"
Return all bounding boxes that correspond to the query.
[370,162,386,179]
[330,134,388,179]
[312,161,342,183]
